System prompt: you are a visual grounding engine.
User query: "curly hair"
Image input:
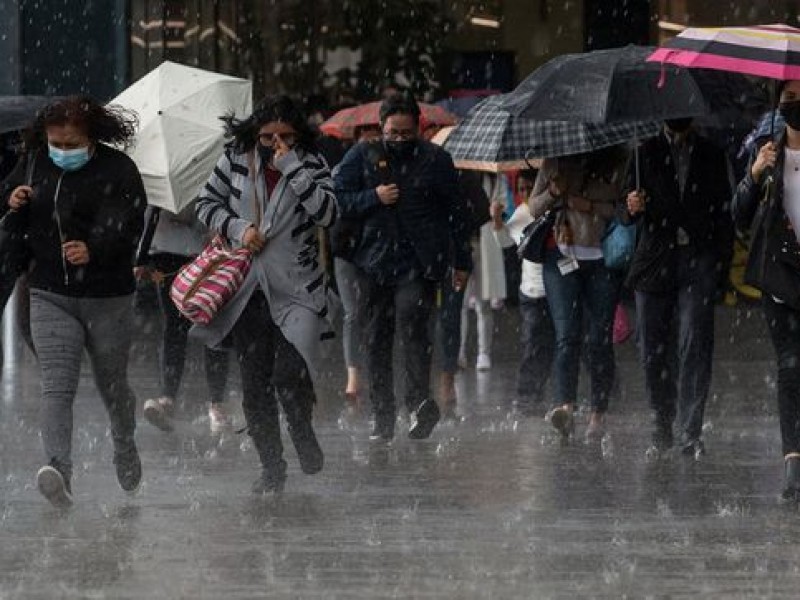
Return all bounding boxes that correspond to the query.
[221,95,317,154]
[24,95,139,150]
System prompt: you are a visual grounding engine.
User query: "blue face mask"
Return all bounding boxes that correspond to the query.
[48,145,91,171]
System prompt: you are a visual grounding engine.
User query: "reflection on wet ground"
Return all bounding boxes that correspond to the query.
[1,303,798,598]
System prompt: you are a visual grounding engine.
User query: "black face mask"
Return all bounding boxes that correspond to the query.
[664,118,693,134]
[257,143,274,165]
[385,139,417,159]
[780,101,800,131]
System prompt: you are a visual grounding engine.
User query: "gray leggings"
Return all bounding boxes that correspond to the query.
[30,289,137,478]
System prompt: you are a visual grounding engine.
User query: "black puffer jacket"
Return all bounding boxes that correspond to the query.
[733,136,800,309]
[333,140,472,283]
[0,144,146,297]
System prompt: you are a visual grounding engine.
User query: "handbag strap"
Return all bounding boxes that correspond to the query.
[247,151,262,230]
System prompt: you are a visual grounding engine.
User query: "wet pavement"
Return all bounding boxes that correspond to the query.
[1,300,799,599]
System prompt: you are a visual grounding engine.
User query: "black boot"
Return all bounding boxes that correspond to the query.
[782,454,800,501]
[408,399,440,440]
[279,388,324,475]
[249,426,287,494]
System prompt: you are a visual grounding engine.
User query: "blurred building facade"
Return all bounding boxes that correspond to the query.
[0,0,798,102]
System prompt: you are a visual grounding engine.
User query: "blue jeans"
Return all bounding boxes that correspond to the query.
[543,251,620,412]
[635,250,717,444]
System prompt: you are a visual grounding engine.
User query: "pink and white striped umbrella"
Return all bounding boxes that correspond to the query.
[648,23,800,81]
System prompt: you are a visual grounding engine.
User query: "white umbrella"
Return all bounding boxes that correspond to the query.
[111,61,252,213]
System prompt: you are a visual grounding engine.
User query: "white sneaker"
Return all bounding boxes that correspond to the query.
[36,465,73,508]
[209,403,232,433]
[143,396,175,432]
[476,353,492,371]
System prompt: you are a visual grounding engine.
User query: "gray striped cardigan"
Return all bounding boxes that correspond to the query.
[191,145,339,380]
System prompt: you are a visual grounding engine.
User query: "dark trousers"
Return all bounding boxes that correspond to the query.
[543,251,620,412]
[635,250,717,443]
[229,292,316,477]
[517,293,555,401]
[152,254,229,403]
[763,296,800,456]
[360,271,436,423]
[438,273,465,375]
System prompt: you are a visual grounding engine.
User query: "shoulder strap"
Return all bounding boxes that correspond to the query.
[247,151,262,229]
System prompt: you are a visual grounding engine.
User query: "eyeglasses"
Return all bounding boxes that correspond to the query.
[257,132,297,146]
[383,128,417,141]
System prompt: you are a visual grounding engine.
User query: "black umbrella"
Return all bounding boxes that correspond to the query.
[502,45,764,125]
[0,96,56,134]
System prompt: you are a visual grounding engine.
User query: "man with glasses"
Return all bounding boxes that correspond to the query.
[334,93,472,442]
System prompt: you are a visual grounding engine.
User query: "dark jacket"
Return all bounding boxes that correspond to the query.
[621,130,734,293]
[0,144,146,297]
[733,137,800,309]
[333,140,472,283]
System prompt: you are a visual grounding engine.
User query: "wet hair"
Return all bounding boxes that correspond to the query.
[25,94,138,150]
[221,95,317,153]
[379,92,421,125]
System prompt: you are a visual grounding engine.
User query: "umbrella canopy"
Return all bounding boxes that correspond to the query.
[503,45,760,124]
[648,24,800,81]
[111,61,252,214]
[0,96,58,134]
[320,101,457,139]
[441,95,660,171]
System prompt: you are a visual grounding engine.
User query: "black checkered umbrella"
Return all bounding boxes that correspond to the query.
[442,95,660,170]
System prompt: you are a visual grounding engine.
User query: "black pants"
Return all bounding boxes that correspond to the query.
[152,253,229,403]
[763,296,800,456]
[360,271,436,424]
[517,293,555,401]
[635,250,717,443]
[230,291,316,477]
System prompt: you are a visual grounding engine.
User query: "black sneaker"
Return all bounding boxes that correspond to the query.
[546,406,574,438]
[114,448,142,493]
[782,455,800,502]
[408,399,440,440]
[36,465,73,508]
[680,439,705,461]
[288,422,324,475]
[369,418,395,443]
[252,469,286,495]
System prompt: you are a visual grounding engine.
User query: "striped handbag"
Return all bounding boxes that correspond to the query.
[170,236,253,325]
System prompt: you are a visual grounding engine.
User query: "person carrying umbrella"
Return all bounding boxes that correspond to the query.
[624,118,734,461]
[0,95,147,507]
[532,145,628,442]
[734,80,800,500]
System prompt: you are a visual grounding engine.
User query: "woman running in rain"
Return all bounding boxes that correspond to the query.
[1,95,146,507]
[734,80,800,501]
[193,95,338,495]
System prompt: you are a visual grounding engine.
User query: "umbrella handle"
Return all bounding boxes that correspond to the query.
[524,148,538,171]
